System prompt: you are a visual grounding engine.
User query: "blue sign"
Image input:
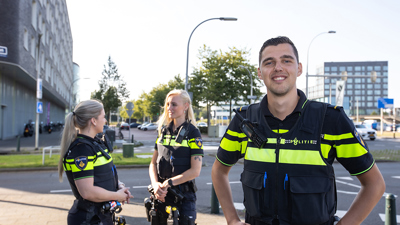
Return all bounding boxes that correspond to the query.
[377,98,393,109]
[0,46,7,57]
[37,102,43,114]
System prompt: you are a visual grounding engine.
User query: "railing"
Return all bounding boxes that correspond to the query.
[42,146,61,165]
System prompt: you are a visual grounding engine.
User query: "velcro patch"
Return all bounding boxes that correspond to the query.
[195,138,203,148]
[75,156,88,170]
[354,129,366,149]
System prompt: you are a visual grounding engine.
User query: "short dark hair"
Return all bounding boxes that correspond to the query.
[258,36,299,65]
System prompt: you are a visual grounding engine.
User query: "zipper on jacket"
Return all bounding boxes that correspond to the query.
[264,172,267,188]
[274,136,281,220]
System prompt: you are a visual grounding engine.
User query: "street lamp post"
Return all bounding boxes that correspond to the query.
[185,17,238,92]
[69,77,89,111]
[239,65,254,104]
[35,33,42,150]
[306,30,336,97]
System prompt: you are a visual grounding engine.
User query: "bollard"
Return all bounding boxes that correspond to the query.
[16,135,21,152]
[385,193,397,225]
[131,134,134,143]
[211,184,219,214]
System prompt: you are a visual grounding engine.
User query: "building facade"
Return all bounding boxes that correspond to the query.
[307,61,388,115]
[0,0,73,140]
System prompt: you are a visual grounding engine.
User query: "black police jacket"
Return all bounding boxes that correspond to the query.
[239,100,336,225]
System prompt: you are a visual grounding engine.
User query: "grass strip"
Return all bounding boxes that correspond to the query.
[0,153,152,168]
[370,149,400,161]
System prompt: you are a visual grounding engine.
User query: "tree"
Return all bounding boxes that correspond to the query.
[189,45,263,124]
[91,56,130,120]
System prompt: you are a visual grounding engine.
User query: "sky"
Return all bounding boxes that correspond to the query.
[66,0,400,106]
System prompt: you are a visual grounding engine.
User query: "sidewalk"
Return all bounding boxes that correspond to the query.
[0,187,228,225]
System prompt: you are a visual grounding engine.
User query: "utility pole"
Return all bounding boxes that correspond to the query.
[35,33,42,150]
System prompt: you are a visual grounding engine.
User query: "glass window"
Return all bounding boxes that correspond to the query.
[347,66,353,71]
[355,78,361,83]
[367,66,373,71]
[374,90,381,95]
[374,84,381,89]
[355,84,361,89]
[324,90,329,95]
[367,90,373,95]
[355,71,361,75]
[324,67,330,72]
[347,72,353,75]
[324,84,329,89]
[325,79,330,84]
[347,84,353,89]
[383,66,388,71]
[374,66,381,71]
[362,66,365,71]
[339,66,346,72]
[383,78,388,83]
[383,90,388,95]
[383,84,388,89]
[383,72,388,76]
[376,71,381,75]
[331,67,337,71]
[347,78,353,83]
[355,90,361,95]
[331,72,337,75]
[355,66,361,71]
[367,102,373,107]
[347,90,353,95]
[367,84,373,89]
[367,96,373,101]
[375,78,381,83]
[374,96,380,101]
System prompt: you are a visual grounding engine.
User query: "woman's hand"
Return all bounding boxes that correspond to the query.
[153,182,167,202]
[115,187,130,203]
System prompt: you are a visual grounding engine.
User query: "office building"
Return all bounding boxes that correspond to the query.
[307,61,388,115]
[0,0,73,140]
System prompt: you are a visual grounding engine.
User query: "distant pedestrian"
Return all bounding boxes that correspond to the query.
[58,99,133,225]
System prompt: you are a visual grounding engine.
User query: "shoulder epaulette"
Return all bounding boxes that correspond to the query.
[236,105,249,112]
[327,104,343,110]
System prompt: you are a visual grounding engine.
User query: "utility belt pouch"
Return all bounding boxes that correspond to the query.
[188,179,197,193]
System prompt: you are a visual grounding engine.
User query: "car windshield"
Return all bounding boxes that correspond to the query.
[356,124,366,129]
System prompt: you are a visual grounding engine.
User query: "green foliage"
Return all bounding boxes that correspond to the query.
[371,111,378,115]
[91,56,130,118]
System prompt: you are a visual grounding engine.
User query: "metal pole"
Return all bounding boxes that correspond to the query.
[305,31,336,97]
[185,17,237,92]
[210,184,219,214]
[385,193,397,225]
[35,33,42,151]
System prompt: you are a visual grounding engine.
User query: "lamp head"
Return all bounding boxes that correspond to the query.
[328,30,336,33]
[219,17,238,21]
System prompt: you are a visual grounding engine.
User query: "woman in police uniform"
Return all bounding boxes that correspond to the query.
[58,99,133,225]
[149,89,204,224]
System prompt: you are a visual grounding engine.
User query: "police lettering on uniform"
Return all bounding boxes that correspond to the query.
[149,90,204,225]
[211,36,385,225]
[58,100,133,225]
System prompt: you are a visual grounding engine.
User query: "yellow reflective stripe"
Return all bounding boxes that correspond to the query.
[323,133,353,141]
[272,129,289,134]
[245,147,276,162]
[94,154,113,166]
[336,143,368,158]
[320,143,331,159]
[241,140,248,154]
[188,138,202,149]
[267,138,285,144]
[220,137,241,152]
[226,129,247,138]
[279,149,326,166]
[70,161,94,172]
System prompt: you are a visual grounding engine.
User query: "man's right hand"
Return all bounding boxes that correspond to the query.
[228,220,250,225]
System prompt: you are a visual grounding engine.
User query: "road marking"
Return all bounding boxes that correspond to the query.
[233,202,245,210]
[336,180,397,197]
[50,189,72,193]
[132,185,149,189]
[393,176,400,179]
[335,210,347,218]
[207,181,241,185]
[379,214,400,223]
[336,177,353,181]
[337,190,358,195]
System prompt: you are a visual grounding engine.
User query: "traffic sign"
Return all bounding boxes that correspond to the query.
[37,102,43,114]
[127,109,134,118]
[377,98,393,109]
[0,46,7,57]
[37,78,42,99]
[126,102,134,109]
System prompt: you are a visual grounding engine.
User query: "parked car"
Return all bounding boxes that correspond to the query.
[385,124,400,132]
[130,122,141,128]
[355,124,376,141]
[197,122,208,127]
[120,122,130,130]
[138,122,150,130]
[142,123,158,131]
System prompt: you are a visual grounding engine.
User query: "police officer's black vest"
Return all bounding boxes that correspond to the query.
[156,122,192,179]
[64,137,118,198]
[240,100,336,225]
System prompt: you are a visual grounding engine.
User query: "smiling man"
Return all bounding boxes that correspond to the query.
[211,36,385,225]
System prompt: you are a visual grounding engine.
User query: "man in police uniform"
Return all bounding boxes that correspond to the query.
[211,36,385,225]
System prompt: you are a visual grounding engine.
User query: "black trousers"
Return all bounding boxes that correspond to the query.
[245,213,336,225]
